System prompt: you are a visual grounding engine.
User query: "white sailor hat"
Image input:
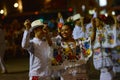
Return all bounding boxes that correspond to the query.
[31,19,44,31]
[72,13,81,21]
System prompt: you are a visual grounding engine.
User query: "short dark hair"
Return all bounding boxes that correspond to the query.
[64,22,74,31]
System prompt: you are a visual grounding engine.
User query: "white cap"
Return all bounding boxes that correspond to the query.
[31,19,44,31]
[72,14,81,21]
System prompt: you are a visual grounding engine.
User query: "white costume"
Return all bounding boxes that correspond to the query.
[93,26,114,80]
[21,30,51,80]
[85,23,93,38]
[72,25,85,40]
[111,25,120,73]
[72,13,86,40]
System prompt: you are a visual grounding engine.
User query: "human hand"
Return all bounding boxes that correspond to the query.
[58,12,62,18]
[24,19,31,30]
[43,24,49,34]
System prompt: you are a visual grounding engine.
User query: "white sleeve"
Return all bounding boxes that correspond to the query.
[59,18,64,24]
[21,30,31,49]
[72,28,78,39]
[72,29,86,39]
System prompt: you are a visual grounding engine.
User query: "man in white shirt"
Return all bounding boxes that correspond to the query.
[21,19,52,80]
[72,14,86,40]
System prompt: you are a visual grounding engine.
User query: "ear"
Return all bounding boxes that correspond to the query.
[33,29,37,33]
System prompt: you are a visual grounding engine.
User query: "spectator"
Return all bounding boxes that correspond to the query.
[0,24,7,74]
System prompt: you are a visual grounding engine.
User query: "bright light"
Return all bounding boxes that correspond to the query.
[45,0,51,3]
[18,0,23,13]
[99,0,107,7]
[14,3,19,8]
[0,9,4,14]
[88,10,95,15]
[105,13,108,17]
[100,9,106,14]
[82,5,85,11]
[112,11,115,15]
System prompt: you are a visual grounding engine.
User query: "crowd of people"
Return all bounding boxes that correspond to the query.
[0,11,120,80]
[21,11,120,80]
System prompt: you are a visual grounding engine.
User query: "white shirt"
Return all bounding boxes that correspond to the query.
[72,25,85,40]
[85,23,93,38]
[21,30,51,77]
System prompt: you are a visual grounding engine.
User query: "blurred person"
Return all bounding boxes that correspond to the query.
[85,18,93,38]
[0,24,7,74]
[85,10,98,38]
[92,17,115,80]
[57,12,64,25]
[21,19,52,80]
[57,12,64,34]
[72,13,86,40]
[111,15,120,76]
[48,18,57,32]
[72,14,93,79]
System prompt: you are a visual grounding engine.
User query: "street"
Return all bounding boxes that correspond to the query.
[0,56,29,80]
[0,55,119,80]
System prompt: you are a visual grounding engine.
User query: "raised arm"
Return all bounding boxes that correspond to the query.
[80,17,86,33]
[21,19,31,49]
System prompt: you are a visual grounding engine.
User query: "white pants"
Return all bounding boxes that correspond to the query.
[0,56,7,72]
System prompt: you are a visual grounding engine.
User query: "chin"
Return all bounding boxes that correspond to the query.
[63,37,68,40]
[62,36,67,38]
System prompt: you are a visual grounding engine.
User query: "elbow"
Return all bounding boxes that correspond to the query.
[21,44,25,49]
[21,43,28,49]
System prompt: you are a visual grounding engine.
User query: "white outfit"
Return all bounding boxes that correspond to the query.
[111,26,120,73]
[85,23,93,38]
[21,30,51,80]
[0,29,7,73]
[72,25,85,40]
[100,68,114,80]
[93,27,114,80]
[105,25,117,48]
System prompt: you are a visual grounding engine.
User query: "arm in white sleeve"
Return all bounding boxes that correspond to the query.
[72,28,78,40]
[21,30,31,49]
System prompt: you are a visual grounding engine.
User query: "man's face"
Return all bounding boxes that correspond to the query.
[75,19,81,26]
[34,26,44,39]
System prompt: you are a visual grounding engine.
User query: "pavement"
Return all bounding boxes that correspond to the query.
[0,56,29,80]
[0,55,120,80]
